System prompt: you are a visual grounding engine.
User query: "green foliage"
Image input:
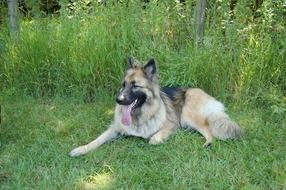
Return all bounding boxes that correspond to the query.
[0,0,285,108]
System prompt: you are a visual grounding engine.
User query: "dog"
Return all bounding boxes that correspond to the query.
[69,58,242,157]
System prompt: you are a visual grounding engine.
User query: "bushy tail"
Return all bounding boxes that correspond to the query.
[208,112,242,140]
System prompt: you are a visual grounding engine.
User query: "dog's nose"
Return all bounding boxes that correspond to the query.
[116,94,125,104]
[116,97,123,104]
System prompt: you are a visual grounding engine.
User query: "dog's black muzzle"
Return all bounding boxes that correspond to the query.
[116,89,135,105]
[116,90,147,108]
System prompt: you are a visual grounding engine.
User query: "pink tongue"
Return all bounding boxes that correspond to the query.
[121,105,132,126]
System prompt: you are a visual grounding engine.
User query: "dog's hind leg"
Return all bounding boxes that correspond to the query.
[180,88,214,147]
[194,125,213,147]
[181,109,213,147]
[181,118,213,147]
[69,127,119,157]
[149,121,177,145]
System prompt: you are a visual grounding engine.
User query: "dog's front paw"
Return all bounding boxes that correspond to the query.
[69,145,88,157]
[149,136,163,145]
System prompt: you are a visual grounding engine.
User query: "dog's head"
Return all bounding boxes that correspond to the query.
[116,57,159,125]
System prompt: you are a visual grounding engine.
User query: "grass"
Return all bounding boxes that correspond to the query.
[1,92,285,189]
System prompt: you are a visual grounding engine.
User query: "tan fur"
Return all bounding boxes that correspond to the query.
[180,88,242,146]
[69,59,242,157]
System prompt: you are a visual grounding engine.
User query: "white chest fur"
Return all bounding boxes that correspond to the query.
[114,100,167,139]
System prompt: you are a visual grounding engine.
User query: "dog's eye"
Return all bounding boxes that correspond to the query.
[133,85,141,88]
[131,81,142,88]
[133,84,142,88]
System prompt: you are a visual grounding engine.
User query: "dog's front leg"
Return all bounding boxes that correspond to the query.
[149,121,177,145]
[69,127,119,157]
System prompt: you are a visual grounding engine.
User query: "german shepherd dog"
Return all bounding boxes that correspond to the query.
[69,58,242,157]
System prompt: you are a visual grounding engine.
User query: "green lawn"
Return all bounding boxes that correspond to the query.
[0,94,285,190]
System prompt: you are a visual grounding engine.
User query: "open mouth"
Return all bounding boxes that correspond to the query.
[121,97,146,126]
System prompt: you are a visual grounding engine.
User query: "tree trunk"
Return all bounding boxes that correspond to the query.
[7,0,19,37]
[195,0,206,47]
[229,0,237,21]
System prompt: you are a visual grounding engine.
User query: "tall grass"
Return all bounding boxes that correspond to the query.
[0,0,285,108]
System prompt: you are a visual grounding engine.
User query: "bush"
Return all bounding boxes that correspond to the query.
[0,0,285,108]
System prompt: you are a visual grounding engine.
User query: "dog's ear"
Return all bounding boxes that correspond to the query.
[127,56,134,69]
[143,58,156,80]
